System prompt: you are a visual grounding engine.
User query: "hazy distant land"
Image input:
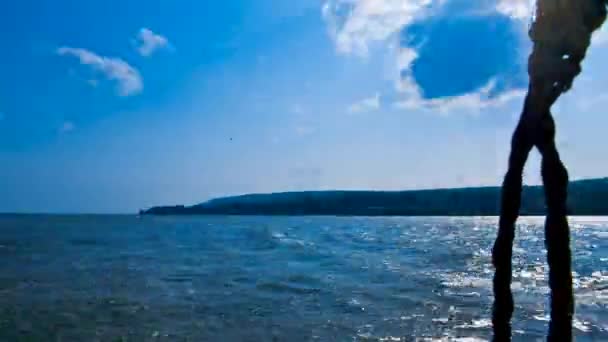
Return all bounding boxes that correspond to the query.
[142,177,608,216]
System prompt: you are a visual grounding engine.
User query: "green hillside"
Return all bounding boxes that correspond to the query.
[142,178,608,216]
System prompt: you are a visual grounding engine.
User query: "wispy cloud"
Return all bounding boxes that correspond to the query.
[593,24,608,46]
[57,47,143,97]
[348,93,380,113]
[395,77,525,114]
[321,0,534,56]
[135,28,171,57]
[496,0,534,20]
[322,0,439,56]
[323,0,529,113]
[59,121,75,133]
[392,46,525,114]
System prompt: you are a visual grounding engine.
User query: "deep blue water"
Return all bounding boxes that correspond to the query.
[0,215,606,341]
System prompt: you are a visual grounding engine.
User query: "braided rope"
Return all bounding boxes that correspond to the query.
[492,1,606,341]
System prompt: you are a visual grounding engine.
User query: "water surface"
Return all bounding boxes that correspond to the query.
[0,215,606,341]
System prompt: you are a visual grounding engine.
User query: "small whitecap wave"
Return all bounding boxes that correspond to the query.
[441,274,492,289]
[533,314,549,322]
[593,231,608,238]
[431,317,449,324]
[534,314,593,332]
[573,319,592,333]
[416,338,488,342]
[271,232,307,247]
[349,298,362,306]
[455,319,492,329]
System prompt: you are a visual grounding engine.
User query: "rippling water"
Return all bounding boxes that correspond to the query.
[0,215,606,341]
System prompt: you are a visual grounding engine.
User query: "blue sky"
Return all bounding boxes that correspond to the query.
[1,0,608,213]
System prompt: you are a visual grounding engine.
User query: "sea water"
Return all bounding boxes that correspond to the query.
[0,215,606,341]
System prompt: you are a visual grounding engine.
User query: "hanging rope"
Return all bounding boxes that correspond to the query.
[492,1,607,341]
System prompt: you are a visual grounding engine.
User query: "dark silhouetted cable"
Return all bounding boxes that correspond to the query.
[492,1,607,341]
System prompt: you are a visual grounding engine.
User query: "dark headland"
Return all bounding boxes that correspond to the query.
[141,177,608,216]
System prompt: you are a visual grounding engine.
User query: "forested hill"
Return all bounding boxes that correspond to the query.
[142,177,608,216]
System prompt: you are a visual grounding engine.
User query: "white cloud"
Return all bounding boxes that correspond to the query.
[592,24,608,46]
[322,0,438,56]
[136,28,171,57]
[496,0,534,20]
[348,93,381,113]
[322,0,530,114]
[394,47,421,95]
[396,46,419,71]
[392,47,525,114]
[57,47,143,97]
[59,121,75,133]
[395,72,526,114]
[322,0,534,58]
[395,44,525,115]
[394,47,527,113]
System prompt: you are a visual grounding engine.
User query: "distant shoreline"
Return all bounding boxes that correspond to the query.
[3,213,608,219]
[142,177,608,217]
